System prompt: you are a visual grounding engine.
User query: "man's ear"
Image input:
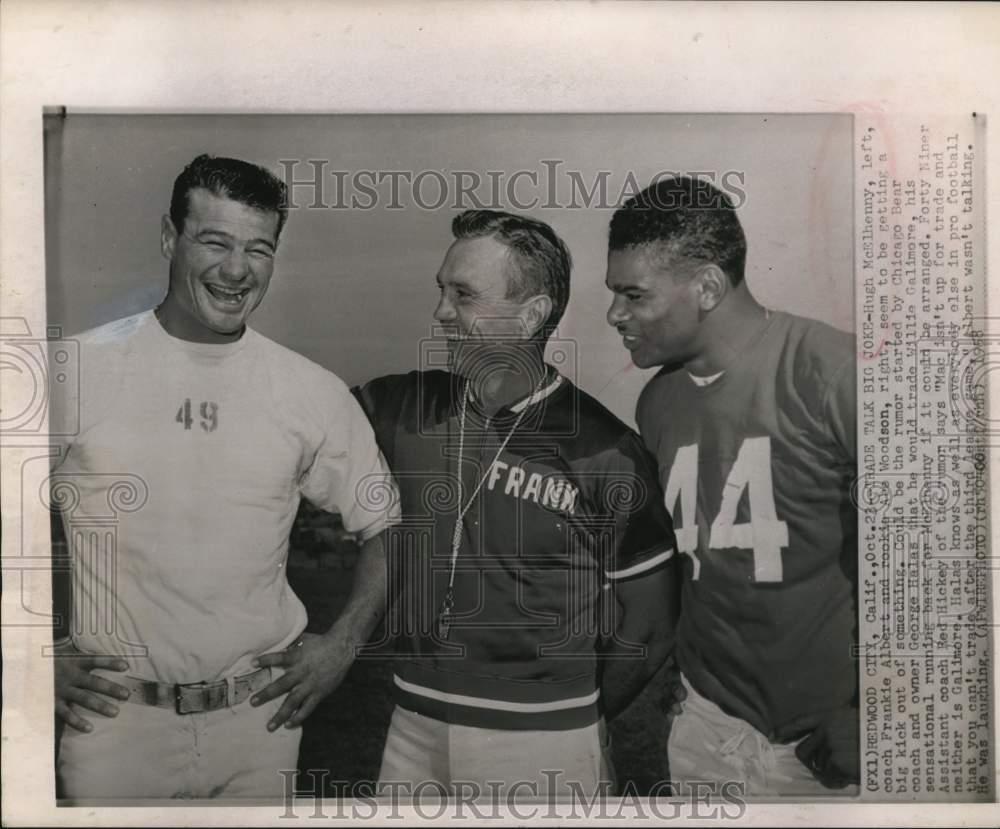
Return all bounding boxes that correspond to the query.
[160,214,178,261]
[523,294,554,339]
[694,264,728,312]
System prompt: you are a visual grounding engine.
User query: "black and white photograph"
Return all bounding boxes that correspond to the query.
[41,112,856,805]
[0,3,996,827]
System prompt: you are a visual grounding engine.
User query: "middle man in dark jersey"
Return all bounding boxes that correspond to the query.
[353,210,679,799]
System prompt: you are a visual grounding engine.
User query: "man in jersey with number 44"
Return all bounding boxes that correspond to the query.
[605,177,858,795]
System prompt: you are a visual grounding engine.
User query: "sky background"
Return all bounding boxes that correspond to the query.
[44,113,853,426]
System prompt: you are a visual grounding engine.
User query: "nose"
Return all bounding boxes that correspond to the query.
[607,294,629,327]
[434,294,456,323]
[220,247,251,282]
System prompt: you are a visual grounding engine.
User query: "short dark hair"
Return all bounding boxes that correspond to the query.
[451,209,571,339]
[609,176,747,285]
[170,154,289,239]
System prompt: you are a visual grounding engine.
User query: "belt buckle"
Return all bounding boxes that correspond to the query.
[175,680,228,714]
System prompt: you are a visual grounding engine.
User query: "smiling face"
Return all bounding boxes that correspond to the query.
[433,235,547,380]
[605,245,706,369]
[158,188,280,343]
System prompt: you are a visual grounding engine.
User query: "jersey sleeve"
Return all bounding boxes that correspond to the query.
[823,356,856,465]
[351,374,408,466]
[299,385,401,541]
[602,432,676,583]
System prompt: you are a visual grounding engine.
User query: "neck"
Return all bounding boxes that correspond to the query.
[155,300,243,345]
[685,286,768,376]
[469,357,548,416]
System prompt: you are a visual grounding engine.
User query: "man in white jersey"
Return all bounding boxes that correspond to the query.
[605,177,858,796]
[51,154,400,801]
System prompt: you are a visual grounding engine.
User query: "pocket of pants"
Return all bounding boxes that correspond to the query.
[598,717,612,750]
[597,718,617,793]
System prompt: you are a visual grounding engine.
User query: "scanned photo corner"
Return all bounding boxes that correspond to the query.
[0,110,994,824]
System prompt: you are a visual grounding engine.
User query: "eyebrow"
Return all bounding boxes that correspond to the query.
[436,273,476,291]
[607,280,645,293]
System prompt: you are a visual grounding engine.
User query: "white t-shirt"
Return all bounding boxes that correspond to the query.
[52,311,399,684]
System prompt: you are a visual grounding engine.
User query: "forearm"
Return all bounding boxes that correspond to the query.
[598,563,678,721]
[323,531,389,647]
[600,624,672,721]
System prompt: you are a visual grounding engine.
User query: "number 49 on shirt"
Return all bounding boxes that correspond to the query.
[663,437,789,582]
[175,398,219,433]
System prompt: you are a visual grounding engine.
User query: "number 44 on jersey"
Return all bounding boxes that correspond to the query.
[664,437,789,583]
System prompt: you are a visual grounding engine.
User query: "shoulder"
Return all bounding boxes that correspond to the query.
[355,369,450,411]
[771,312,855,391]
[635,365,683,439]
[554,382,663,510]
[65,312,155,420]
[563,379,650,460]
[76,310,153,351]
[248,328,355,408]
[73,311,160,383]
[250,329,333,375]
[778,312,854,359]
[357,369,448,398]
[352,370,452,460]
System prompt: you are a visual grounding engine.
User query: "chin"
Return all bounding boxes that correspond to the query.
[210,320,245,335]
[629,350,654,369]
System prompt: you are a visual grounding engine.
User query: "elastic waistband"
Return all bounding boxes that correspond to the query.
[392,670,600,731]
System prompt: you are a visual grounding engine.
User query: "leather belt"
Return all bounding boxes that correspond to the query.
[118,667,273,714]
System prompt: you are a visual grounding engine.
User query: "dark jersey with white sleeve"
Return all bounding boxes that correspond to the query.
[355,368,676,730]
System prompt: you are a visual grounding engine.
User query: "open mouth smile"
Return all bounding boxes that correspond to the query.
[204,284,250,305]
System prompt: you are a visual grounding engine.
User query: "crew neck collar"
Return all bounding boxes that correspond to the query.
[148,309,253,357]
[509,371,564,413]
[464,366,564,419]
[683,309,780,393]
[688,370,725,387]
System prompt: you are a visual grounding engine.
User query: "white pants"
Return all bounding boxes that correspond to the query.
[668,675,859,797]
[57,671,300,802]
[378,706,614,800]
